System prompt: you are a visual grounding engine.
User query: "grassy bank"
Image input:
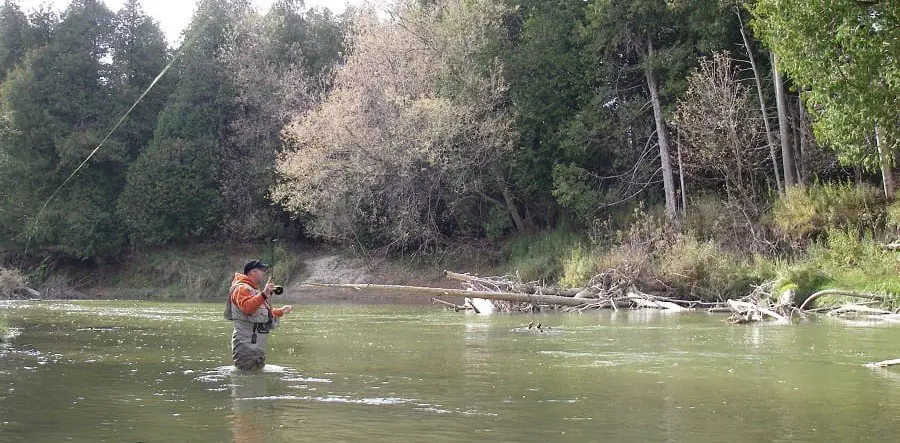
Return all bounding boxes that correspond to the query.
[9,243,304,301]
[505,184,900,309]
[98,243,305,300]
[4,184,897,309]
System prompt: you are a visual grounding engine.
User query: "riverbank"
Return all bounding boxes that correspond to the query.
[0,242,501,304]
[2,185,898,311]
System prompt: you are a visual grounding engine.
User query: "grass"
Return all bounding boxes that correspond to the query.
[504,183,899,307]
[505,228,584,283]
[95,243,303,300]
[775,229,900,307]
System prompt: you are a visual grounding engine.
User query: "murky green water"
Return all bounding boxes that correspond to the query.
[2,300,900,442]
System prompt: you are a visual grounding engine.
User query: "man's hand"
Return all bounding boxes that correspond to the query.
[263,282,276,296]
[281,305,293,314]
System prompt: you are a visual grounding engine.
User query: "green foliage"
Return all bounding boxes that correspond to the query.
[118,138,222,245]
[551,163,602,223]
[752,0,899,167]
[776,229,900,305]
[101,243,302,300]
[772,183,886,244]
[773,261,828,303]
[0,266,27,297]
[484,205,513,243]
[655,234,757,300]
[0,0,29,79]
[507,229,582,283]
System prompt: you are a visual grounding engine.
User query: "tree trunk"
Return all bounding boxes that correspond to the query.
[798,99,811,184]
[791,97,804,185]
[644,36,678,221]
[875,124,895,202]
[773,54,796,188]
[738,12,782,194]
[677,127,687,217]
[494,166,527,232]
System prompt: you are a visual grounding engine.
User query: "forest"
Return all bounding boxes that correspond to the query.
[0,0,897,303]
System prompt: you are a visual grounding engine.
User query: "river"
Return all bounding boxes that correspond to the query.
[1,300,899,442]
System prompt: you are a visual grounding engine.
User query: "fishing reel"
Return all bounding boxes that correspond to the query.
[273,286,284,295]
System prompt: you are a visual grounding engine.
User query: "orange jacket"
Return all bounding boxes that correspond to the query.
[230,273,285,318]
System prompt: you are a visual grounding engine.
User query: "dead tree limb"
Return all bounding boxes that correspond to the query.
[442,271,580,296]
[798,289,885,311]
[302,283,590,307]
[865,358,900,369]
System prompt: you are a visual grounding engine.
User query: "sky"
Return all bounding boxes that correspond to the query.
[17,0,366,45]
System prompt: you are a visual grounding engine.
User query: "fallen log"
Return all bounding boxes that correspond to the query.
[726,299,789,322]
[883,242,900,251]
[442,271,580,297]
[798,289,885,311]
[827,304,893,317]
[865,358,900,369]
[432,298,467,311]
[301,283,591,307]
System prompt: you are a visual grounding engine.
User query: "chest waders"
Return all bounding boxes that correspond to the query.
[225,283,278,370]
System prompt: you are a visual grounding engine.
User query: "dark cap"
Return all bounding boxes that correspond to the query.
[243,260,270,274]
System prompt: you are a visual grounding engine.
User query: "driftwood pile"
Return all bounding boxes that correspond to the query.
[440,271,899,328]
[443,270,706,314]
[305,270,896,326]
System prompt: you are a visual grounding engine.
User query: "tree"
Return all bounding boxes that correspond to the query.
[736,7,782,193]
[502,0,592,228]
[118,0,251,244]
[274,0,516,250]
[772,54,797,188]
[217,3,323,239]
[753,0,899,200]
[584,0,735,221]
[0,0,125,257]
[110,0,172,162]
[0,0,28,79]
[673,52,767,211]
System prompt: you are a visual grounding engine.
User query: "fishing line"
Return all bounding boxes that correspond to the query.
[22,46,184,257]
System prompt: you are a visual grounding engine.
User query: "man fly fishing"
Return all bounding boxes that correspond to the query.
[225,260,293,370]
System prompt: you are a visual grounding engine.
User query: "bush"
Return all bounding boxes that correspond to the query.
[776,228,900,306]
[655,234,757,300]
[0,267,27,298]
[774,261,829,304]
[559,245,598,288]
[507,229,583,283]
[887,200,900,239]
[106,243,303,300]
[683,193,733,242]
[772,183,885,245]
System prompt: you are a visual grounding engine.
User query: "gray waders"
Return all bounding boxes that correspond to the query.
[224,284,278,370]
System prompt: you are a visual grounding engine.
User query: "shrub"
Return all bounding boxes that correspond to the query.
[507,229,582,283]
[772,183,885,245]
[655,234,757,300]
[683,193,732,242]
[559,245,598,288]
[778,228,900,306]
[0,267,27,298]
[774,261,829,303]
[887,200,900,239]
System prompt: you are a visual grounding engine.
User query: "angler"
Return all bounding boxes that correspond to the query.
[225,260,293,370]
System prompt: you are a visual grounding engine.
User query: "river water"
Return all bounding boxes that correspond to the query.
[2,300,900,442]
